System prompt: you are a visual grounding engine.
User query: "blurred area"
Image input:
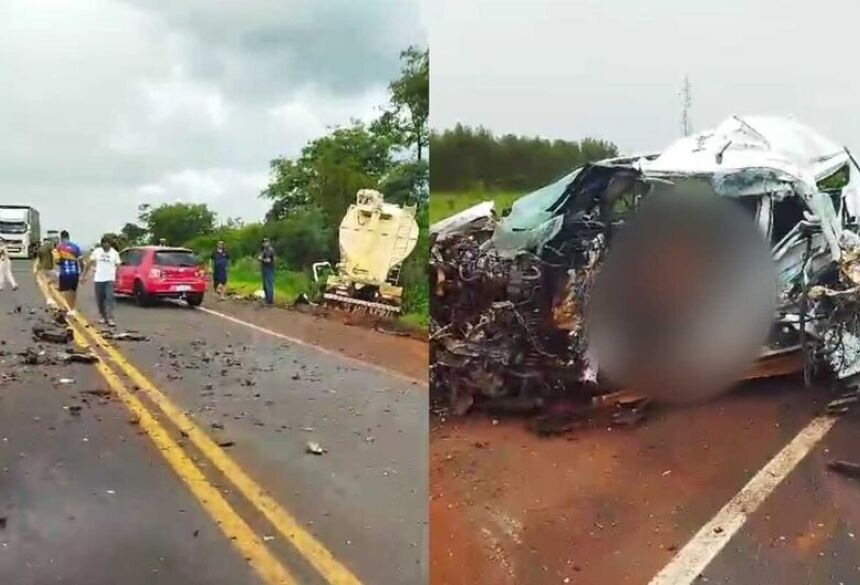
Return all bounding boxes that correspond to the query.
[588,190,776,403]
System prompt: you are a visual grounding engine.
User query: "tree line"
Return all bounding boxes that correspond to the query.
[107,46,429,324]
[430,124,618,192]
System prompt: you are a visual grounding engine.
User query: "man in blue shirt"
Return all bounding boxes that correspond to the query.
[210,240,230,301]
[55,230,83,315]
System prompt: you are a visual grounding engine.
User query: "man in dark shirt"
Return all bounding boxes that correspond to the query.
[257,238,275,306]
[210,240,230,301]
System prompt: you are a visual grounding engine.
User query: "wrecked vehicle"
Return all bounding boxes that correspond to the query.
[430,115,860,415]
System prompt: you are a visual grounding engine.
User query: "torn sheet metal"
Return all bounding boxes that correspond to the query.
[430,201,495,239]
[431,115,860,418]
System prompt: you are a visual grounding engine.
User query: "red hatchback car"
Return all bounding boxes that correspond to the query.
[114,246,207,307]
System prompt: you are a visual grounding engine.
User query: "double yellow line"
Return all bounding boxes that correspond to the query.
[34,268,364,585]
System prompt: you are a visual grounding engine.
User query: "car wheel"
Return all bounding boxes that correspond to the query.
[134,280,152,307]
[187,293,204,307]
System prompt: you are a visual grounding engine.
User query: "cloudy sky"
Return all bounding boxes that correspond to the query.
[0,0,427,242]
[432,0,859,156]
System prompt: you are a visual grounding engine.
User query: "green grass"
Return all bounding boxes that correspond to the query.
[219,256,428,331]
[223,257,312,304]
[429,191,522,224]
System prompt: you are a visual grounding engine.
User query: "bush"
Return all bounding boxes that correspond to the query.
[399,206,429,326]
[266,208,334,269]
[185,209,333,272]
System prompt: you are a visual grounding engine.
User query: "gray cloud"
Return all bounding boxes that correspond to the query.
[123,0,424,99]
[0,0,426,243]
[431,0,859,157]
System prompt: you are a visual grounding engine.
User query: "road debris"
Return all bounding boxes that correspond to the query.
[57,378,75,385]
[33,323,73,344]
[102,330,148,341]
[827,460,860,480]
[826,394,860,415]
[19,348,46,365]
[306,441,326,455]
[57,349,99,364]
[431,116,860,425]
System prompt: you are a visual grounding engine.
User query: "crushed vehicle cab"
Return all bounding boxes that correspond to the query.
[431,115,860,414]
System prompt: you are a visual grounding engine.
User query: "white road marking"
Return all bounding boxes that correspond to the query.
[198,306,427,387]
[648,413,838,585]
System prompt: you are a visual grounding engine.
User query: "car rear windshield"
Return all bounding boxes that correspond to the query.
[154,250,199,267]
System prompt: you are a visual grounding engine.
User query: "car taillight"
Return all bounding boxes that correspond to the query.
[149,268,163,279]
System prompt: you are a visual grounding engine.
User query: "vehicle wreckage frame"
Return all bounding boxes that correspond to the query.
[430,116,860,416]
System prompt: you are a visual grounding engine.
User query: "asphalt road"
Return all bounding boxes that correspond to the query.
[431,374,860,584]
[0,261,428,585]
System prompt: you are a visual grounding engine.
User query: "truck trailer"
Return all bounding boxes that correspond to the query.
[0,206,41,259]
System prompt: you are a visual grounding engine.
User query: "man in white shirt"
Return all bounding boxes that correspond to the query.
[0,238,17,291]
[82,236,120,326]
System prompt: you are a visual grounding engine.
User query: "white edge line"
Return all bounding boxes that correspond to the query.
[198,306,428,387]
[648,413,838,585]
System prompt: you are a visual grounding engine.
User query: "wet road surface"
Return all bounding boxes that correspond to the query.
[1,261,427,585]
[431,378,860,584]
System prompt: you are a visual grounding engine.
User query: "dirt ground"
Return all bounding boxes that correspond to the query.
[429,376,860,585]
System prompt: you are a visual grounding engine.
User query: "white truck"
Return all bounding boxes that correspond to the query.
[0,206,41,259]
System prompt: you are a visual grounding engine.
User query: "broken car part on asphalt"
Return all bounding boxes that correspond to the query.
[430,115,860,419]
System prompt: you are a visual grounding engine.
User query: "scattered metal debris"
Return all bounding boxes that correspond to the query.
[33,323,73,344]
[306,441,326,455]
[827,460,860,480]
[102,330,148,341]
[57,349,99,364]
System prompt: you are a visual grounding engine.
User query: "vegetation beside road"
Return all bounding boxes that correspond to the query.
[429,125,618,223]
[107,47,429,330]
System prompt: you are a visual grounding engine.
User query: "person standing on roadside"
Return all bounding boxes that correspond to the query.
[37,238,55,285]
[81,235,120,326]
[257,237,275,306]
[55,230,83,315]
[211,240,230,301]
[0,238,18,291]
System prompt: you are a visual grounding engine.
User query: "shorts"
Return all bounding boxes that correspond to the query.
[213,271,228,287]
[58,274,80,292]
